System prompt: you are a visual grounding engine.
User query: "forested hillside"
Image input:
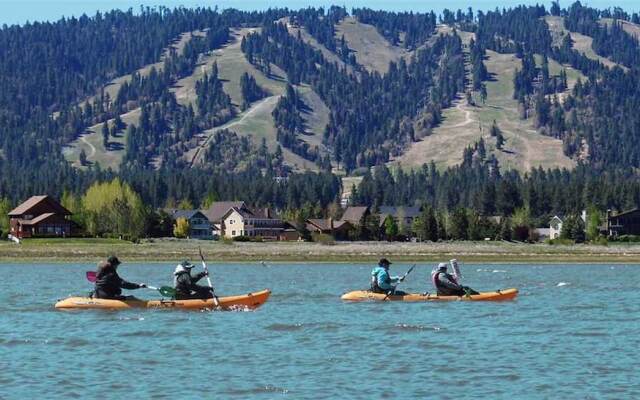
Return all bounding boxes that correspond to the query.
[2,3,640,220]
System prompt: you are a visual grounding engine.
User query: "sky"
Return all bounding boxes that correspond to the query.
[0,0,638,26]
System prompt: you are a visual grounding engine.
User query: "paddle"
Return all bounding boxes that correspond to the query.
[383,264,415,301]
[199,248,220,307]
[85,271,175,297]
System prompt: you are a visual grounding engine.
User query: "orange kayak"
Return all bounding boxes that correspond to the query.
[341,288,518,302]
[55,289,271,310]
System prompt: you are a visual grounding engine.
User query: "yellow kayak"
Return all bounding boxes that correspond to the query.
[341,288,518,302]
[55,289,271,310]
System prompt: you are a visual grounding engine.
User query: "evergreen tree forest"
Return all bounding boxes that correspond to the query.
[2,2,640,230]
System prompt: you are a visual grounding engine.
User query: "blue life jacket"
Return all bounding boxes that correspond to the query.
[371,266,393,293]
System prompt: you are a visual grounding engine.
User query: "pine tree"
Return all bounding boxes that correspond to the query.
[79,149,88,166]
[102,121,109,149]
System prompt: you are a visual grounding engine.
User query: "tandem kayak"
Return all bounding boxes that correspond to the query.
[341,288,518,302]
[55,289,271,311]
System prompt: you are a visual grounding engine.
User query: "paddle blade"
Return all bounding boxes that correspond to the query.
[158,286,176,297]
[86,271,97,283]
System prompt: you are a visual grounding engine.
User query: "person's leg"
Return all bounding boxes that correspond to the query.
[463,286,480,295]
[193,286,213,299]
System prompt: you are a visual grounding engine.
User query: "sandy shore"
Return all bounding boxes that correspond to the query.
[2,239,640,263]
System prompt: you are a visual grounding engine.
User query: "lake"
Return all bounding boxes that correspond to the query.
[1,262,638,399]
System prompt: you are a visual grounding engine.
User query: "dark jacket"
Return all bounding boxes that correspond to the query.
[433,271,465,296]
[174,271,212,299]
[94,265,142,299]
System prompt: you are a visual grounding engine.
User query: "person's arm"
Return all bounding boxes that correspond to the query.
[438,273,463,290]
[192,271,207,283]
[118,275,144,290]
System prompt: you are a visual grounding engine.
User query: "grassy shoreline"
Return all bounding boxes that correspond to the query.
[2,239,640,263]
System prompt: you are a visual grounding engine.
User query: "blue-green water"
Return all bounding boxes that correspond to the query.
[1,262,639,399]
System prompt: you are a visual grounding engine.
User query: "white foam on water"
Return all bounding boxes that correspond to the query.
[557,282,570,287]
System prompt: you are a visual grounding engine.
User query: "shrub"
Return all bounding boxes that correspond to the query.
[592,236,608,246]
[232,235,251,242]
[312,233,335,245]
[614,235,640,242]
[546,238,575,245]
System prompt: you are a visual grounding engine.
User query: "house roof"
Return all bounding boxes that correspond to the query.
[222,206,250,220]
[341,206,369,224]
[171,210,208,221]
[18,212,57,226]
[249,207,280,220]
[610,208,640,218]
[8,195,71,217]
[549,215,564,223]
[203,201,246,223]
[306,218,351,231]
[378,206,421,218]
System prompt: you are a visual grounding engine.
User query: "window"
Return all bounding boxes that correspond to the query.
[232,230,236,236]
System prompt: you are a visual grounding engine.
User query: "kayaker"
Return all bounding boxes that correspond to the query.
[371,258,405,295]
[93,256,147,300]
[431,262,479,296]
[173,260,213,300]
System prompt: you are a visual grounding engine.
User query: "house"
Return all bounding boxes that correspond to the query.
[549,215,563,240]
[606,208,640,237]
[549,211,587,239]
[203,201,246,237]
[221,206,285,240]
[280,222,303,241]
[306,218,353,240]
[378,206,422,229]
[169,210,213,239]
[341,206,370,226]
[8,195,75,239]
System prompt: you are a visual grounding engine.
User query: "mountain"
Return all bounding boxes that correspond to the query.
[1,2,640,209]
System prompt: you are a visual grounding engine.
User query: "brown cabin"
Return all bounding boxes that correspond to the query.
[607,208,640,237]
[8,195,74,239]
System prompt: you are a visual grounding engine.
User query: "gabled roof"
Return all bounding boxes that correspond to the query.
[171,209,209,221]
[341,206,369,224]
[610,208,640,218]
[203,201,246,223]
[306,218,351,231]
[549,215,564,223]
[249,207,280,220]
[221,206,253,221]
[378,206,421,218]
[8,195,71,217]
[18,212,57,225]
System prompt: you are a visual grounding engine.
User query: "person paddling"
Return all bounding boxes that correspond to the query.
[431,262,479,296]
[173,260,213,300]
[371,258,406,295]
[93,256,147,300]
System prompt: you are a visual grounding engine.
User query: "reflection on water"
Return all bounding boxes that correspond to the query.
[1,262,639,399]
